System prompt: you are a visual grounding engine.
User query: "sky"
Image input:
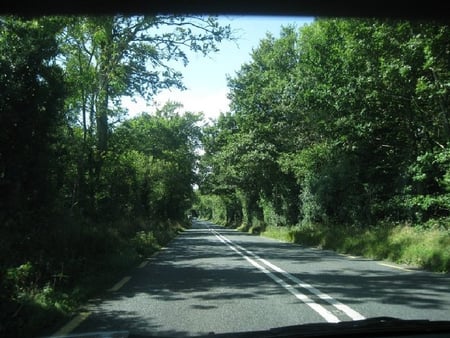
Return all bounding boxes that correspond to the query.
[123,15,315,122]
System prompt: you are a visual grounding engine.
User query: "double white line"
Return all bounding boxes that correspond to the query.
[210,228,365,323]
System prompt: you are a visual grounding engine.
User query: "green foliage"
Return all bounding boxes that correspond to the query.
[200,26,304,229]
[260,223,450,273]
[199,18,450,232]
[132,231,160,258]
[195,193,243,226]
[0,16,65,222]
[0,19,69,337]
[2,13,450,337]
[5,262,35,297]
[1,14,231,337]
[2,260,74,337]
[108,104,202,220]
[198,17,450,279]
[60,15,231,153]
[402,146,450,221]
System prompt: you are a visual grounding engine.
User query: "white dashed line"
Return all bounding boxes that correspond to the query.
[51,311,91,337]
[108,276,131,292]
[138,260,148,268]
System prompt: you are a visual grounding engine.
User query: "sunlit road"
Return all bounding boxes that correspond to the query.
[59,220,450,337]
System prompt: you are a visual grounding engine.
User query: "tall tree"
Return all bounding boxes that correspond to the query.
[62,15,231,152]
[200,18,450,228]
[0,16,65,260]
[202,26,303,227]
[60,15,232,214]
[0,17,67,336]
[109,102,203,220]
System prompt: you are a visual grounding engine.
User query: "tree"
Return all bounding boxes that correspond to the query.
[0,16,66,263]
[59,15,232,216]
[0,17,68,337]
[109,102,203,220]
[200,18,450,228]
[201,26,303,228]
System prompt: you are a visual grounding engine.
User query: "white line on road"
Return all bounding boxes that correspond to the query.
[108,276,131,292]
[138,260,148,268]
[212,229,365,322]
[52,275,132,335]
[212,230,340,323]
[378,262,413,272]
[51,311,91,337]
[259,258,365,320]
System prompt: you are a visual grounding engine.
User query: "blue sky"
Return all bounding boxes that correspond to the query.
[124,15,314,121]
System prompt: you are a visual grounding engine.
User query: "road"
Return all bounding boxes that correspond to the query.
[55,219,450,337]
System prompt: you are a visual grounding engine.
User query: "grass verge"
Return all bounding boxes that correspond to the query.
[260,223,450,273]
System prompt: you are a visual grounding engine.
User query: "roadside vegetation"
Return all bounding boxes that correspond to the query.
[3,219,185,338]
[196,19,450,273]
[2,14,450,338]
[0,15,231,337]
[258,223,450,272]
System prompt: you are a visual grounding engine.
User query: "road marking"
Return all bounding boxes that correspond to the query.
[51,311,91,337]
[212,230,340,323]
[378,262,413,272]
[212,228,365,322]
[258,257,365,320]
[138,260,148,268]
[108,276,131,292]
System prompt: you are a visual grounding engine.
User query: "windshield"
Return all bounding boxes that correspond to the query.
[1,4,449,338]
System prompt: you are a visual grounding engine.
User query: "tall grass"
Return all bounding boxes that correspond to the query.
[260,223,450,273]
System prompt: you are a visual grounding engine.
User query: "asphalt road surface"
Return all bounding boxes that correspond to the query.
[54,219,450,337]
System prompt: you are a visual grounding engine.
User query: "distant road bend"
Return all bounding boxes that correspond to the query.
[58,219,450,337]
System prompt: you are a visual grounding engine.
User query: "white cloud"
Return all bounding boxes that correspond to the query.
[123,88,230,122]
[155,88,230,120]
[121,96,152,117]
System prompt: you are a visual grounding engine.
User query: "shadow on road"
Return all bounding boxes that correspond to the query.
[68,219,450,337]
[194,220,450,311]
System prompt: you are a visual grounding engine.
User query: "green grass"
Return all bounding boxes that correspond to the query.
[260,223,450,273]
[259,225,292,242]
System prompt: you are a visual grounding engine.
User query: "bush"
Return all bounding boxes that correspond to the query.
[132,231,160,258]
